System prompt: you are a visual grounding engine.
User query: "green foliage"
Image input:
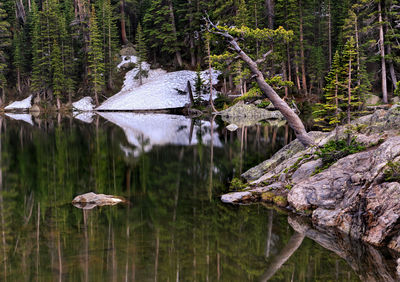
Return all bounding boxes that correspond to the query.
[88,5,105,102]
[257,100,271,108]
[383,161,400,182]
[193,67,206,106]
[314,138,366,173]
[0,1,11,94]
[395,82,400,97]
[229,177,247,191]
[135,23,148,85]
[51,40,64,99]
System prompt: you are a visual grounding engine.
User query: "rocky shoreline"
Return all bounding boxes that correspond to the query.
[222,105,400,252]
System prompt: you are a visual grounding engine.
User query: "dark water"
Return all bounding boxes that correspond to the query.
[0,113,397,281]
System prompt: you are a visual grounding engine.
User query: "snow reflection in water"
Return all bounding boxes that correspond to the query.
[99,112,222,157]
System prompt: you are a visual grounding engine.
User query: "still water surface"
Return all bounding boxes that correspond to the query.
[0,113,395,281]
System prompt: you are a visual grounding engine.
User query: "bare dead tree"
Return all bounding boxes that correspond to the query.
[204,16,314,147]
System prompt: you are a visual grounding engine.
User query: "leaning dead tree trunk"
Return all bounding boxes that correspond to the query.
[205,17,314,147]
[259,232,305,281]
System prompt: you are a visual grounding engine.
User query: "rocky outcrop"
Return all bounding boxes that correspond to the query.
[72,192,126,209]
[221,106,400,252]
[219,101,285,126]
[288,215,400,281]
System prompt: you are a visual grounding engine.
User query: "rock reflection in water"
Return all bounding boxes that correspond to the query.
[288,215,399,282]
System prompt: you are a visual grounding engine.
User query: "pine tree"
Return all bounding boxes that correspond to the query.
[88,5,105,105]
[342,36,361,125]
[51,39,64,109]
[13,32,23,94]
[313,51,343,131]
[135,23,147,86]
[97,0,118,89]
[30,0,42,93]
[0,1,11,102]
[143,0,182,66]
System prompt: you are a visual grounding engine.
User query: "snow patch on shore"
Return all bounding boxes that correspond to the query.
[97,55,220,111]
[98,112,222,157]
[117,55,138,69]
[72,97,95,111]
[5,95,32,110]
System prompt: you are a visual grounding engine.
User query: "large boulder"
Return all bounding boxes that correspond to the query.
[288,136,400,250]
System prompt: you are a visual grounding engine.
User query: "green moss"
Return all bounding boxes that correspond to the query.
[273,196,288,207]
[261,192,274,202]
[229,177,247,191]
[313,138,366,175]
[383,161,400,182]
[285,184,293,190]
[256,100,271,108]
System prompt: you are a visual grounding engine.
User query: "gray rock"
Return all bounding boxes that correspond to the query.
[120,46,136,56]
[365,94,381,105]
[219,101,284,120]
[291,159,322,184]
[242,131,327,182]
[72,192,126,209]
[288,136,400,249]
[221,192,252,204]
[226,124,239,131]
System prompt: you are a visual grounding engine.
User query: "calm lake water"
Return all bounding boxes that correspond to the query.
[0,112,397,281]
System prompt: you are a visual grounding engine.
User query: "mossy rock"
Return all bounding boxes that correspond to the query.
[261,192,275,202]
[273,196,288,207]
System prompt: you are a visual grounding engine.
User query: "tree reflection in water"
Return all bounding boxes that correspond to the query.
[0,113,390,281]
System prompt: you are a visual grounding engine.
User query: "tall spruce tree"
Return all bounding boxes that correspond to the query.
[0,2,11,102]
[313,51,343,131]
[51,39,64,109]
[88,5,105,105]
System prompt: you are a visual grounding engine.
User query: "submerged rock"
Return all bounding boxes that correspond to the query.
[72,192,126,209]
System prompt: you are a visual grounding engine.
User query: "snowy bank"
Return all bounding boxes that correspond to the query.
[97,56,220,111]
[98,113,222,157]
[72,97,95,111]
[4,95,32,111]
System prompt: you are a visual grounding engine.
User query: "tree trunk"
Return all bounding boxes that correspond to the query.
[355,13,361,89]
[108,19,113,89]
[385,15,397,90]
[265,0,274,29]
[260,232,305,281]
[120,0,128,45]
[294,55,302,93]
[378,1,388,103]
[207,22,314,146]
[188,0,196,67]
[347,54,352,127]
[299,0,308,96]
[167,0,182,67]
[328,0,332,67]
[16,68,21,94]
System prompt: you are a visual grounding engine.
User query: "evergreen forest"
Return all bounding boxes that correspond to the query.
[0,0,399,112]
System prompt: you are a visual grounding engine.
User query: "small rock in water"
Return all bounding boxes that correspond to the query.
[72,192,126,209]
[226,124,239,132]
